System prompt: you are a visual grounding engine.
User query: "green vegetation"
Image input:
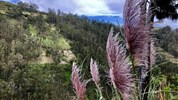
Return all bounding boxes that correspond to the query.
[0,1,178,99]
[57,37,71,50]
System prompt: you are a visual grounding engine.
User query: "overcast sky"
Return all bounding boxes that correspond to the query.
[2,0,178,29]
[4,0,124,16]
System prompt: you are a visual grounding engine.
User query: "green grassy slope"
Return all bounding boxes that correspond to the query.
[0,1,74,64]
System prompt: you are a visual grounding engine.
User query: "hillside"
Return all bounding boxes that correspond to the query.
[0,1,117,99]
[0,1,178,99]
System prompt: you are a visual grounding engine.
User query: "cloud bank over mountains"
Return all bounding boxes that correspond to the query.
[2,0,178,29]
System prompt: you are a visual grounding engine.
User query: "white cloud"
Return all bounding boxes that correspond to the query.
[20,0,77,12]
[73,0,114,15]
[3,0,12,2]
[154,18,178,29]
[106,0,125,16]
[20,0,122,16]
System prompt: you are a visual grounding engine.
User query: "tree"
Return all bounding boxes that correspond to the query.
[155,26,178,57]
[0,19,41,99]
[47,8,57,24]
[148,0,178,22]
[139,0,178,99]
[28,2,39,11]
[17,1,38,12]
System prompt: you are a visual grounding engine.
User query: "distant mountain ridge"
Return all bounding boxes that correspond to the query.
[86,16,178,29]
[87,16,123,26]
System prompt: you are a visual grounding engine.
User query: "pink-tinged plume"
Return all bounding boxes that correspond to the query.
[90,58,103,99]
[123,0,151,67]
[71,63,89,100]
[106,28,134,100]
[90,58,99,85]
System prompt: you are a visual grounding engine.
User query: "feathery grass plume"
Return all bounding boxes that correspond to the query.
[90,58,103,99]
[106,28,134,100]
[90,58,99,85]
[71,63,89,100]
[123,0,151,68]
[123,0,153,99]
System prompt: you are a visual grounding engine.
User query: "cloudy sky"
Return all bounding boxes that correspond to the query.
[4,0,124,16]
[2,0,178,28]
